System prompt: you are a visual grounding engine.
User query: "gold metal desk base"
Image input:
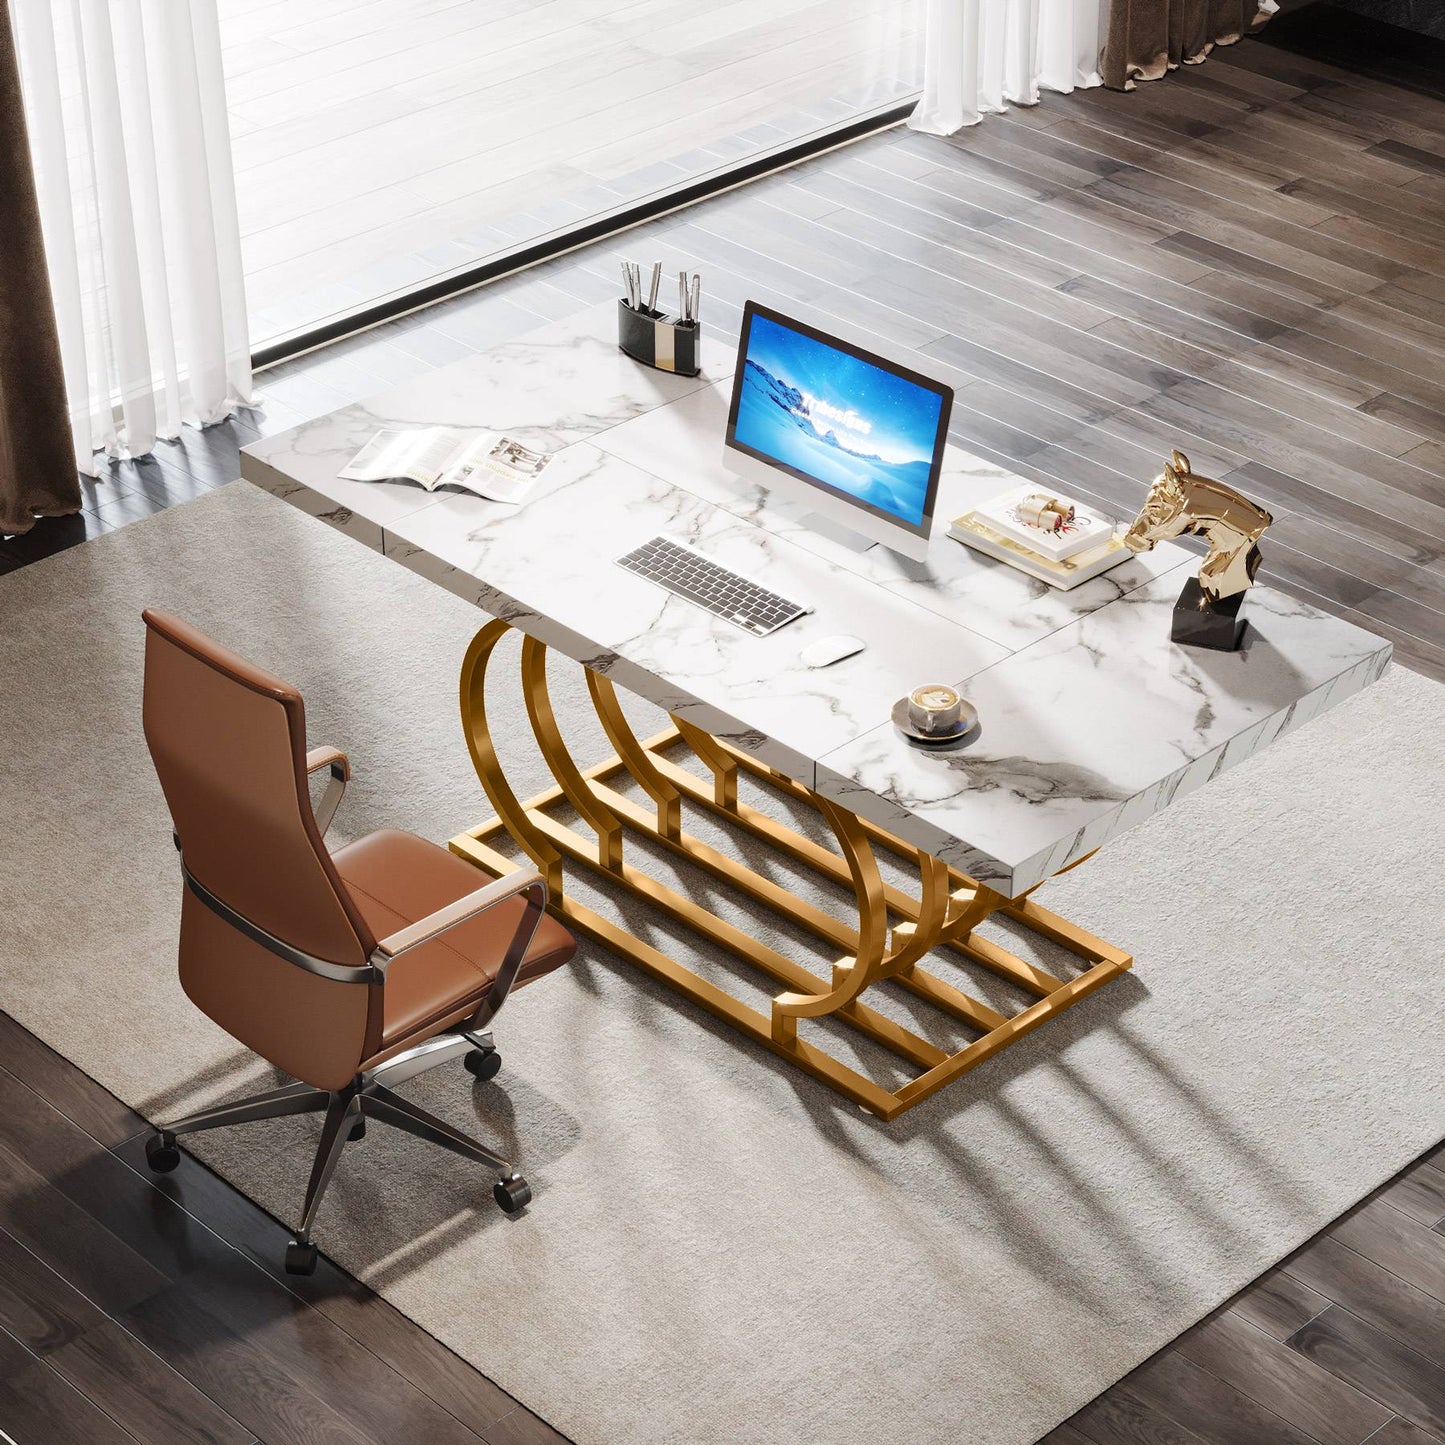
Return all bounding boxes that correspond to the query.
[449,621,1132,1121]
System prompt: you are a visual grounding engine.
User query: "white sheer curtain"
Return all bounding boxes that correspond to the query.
[10,0,252,475]
[909,0,1107,134]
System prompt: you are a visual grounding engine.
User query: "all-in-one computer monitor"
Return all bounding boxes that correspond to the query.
[723,302,953,562]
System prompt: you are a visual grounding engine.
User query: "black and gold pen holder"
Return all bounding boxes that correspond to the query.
[618,300,701,377]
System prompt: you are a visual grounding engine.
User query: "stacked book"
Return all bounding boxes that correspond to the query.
[948,485,1129,590]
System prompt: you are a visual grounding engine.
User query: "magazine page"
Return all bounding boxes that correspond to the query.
[339,427,552,503]
[338,427,468,488]
[443,433,552,503]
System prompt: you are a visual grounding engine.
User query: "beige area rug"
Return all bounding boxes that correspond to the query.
[3,481,1444,1445]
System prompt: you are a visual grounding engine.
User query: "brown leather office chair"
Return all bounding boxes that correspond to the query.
[139,609,576,1274]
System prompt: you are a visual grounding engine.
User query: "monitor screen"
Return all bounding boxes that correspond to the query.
[725,303,952,537]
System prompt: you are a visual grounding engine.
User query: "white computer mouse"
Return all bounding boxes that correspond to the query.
[800,634,866,669]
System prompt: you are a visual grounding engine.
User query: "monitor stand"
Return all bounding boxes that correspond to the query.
[801,510,876,553]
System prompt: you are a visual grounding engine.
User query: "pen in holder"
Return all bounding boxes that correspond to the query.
[618,263,701,377]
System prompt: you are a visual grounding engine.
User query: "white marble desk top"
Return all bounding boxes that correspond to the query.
[243,305,1391,895]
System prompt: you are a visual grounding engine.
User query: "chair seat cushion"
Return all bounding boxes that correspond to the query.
[332,829,574,1051]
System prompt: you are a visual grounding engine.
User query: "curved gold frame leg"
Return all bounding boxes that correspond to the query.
[586,671,681,841]
[519,636,624,871]
[452,621,1133,1121]
[458,621,564,896]
[769,800,887,1048]
[883,853,951,978]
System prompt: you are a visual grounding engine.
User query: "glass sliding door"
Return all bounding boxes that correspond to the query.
[218,0,924,349]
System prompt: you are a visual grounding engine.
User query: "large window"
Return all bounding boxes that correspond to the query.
[220,0,924,348]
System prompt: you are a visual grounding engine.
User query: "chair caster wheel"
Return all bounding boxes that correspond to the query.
[285,1240,318,1275]
[348,1118,366,1142]
[464,1048,502,1081]
[494,1175,531,1214]
[145,1133,180,1173]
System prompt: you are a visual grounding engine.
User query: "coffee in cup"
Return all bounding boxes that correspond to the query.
[907,684,964,736]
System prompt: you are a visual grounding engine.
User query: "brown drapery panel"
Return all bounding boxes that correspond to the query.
[0,0,78,536]
[1101,0,1273,90]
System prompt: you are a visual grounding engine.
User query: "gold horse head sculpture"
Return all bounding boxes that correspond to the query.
[1124,451,1273,603]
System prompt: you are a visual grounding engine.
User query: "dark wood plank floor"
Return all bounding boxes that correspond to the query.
[3,9,1444,1442]
[0,1012,562,1445]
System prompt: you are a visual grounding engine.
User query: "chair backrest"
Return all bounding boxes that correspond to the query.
[141,610,380,1088]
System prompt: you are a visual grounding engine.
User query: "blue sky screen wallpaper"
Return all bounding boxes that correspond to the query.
[732,313,944,527]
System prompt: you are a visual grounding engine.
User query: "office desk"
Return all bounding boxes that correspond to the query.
[243,306,1391,1119]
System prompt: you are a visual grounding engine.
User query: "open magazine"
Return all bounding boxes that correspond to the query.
[338,427,551,504]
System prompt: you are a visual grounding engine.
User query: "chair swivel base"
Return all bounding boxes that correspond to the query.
[143,1031,524,1275]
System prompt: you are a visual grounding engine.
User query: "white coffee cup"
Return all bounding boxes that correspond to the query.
[908,684,964,736]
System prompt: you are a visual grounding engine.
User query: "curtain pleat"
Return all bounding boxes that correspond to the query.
[911,0,1275,133]
[910,0,1106,133]
[10,0,252,476]
[1100,0,1277,89]
[0,0,79,536]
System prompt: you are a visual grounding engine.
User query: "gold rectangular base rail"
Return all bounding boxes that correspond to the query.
[449,621,1132,1121]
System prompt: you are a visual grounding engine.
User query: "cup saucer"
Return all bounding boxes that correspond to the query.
[890,695,979,745]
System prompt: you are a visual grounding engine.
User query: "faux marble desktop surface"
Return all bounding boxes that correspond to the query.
[243,306,1392,895]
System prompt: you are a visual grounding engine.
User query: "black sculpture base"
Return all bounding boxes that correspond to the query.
[1171,576,1247,651]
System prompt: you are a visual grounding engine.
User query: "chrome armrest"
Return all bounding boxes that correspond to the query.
[306,746,350,837]
[371,871,548,1014]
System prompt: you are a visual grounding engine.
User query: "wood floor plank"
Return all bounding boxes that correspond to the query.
[1285,1233,1445,1372]
[1258,545,1445,659]
[1285,175,1445,248]
[1090,318,1424,459]
[1176,1308,1393,1444]
[0,1066,491,1445]
[1127,1347,1328,1445]
[1290,1306,1445,1437]
[859,139,1222,285]
[650,218,952,354]
[480,1406,573,1445]
[1098,173,1411,293]
[1377,1163,1445,1230]
[0,1122,374,1445]
[1225,42,1445,131]
[1186,51,1316,105]
[1153,229,1357,314]
[47,1316,256,1445]
[0,1325,139,1445]
[1229,456,1442,573]
[1359,391,1445,448]
[993,105,1341,228]
[1070,1377,1213,1444]
[1292,92,1445,166]
[0,1226,251,1445]
[1367,281,1445,340]
[837,154,1307,359]
[773,166,1083,292]
[1375,141,1445,178]
[1263,512,1445,617]
[1330,1199,1445,1309]
[1225,1268,1331,1343]
[0,1131,174,1322]
[1366,1417,1445,1445]
[1037,1424,1100,1445]
[121,1283,380,1445]
[1188,113,1431,193]
[0,1011,147,1151]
